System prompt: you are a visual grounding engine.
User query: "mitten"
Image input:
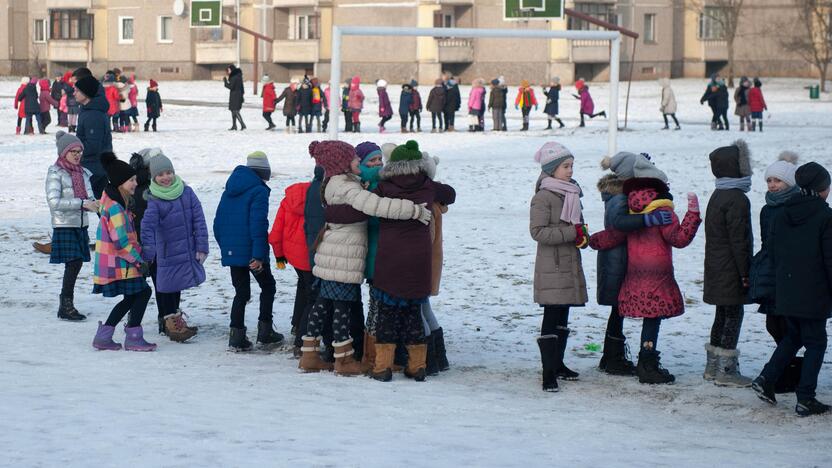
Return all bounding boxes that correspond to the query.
[275,257,287,270]
[687,192,700,213]
[644,210,672,227]
[413,203,432,225]
[575,224,589,249]
[515,105,519,110]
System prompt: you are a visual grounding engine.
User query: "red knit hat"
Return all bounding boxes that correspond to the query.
[149,79,158,88]
[309,140,356,178]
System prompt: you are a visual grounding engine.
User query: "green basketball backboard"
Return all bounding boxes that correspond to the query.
[191,0,222,28]
[504,0,564,20]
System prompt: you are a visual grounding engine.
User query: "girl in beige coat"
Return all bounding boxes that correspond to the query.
[659,78,680,130]
[530,141,589,392]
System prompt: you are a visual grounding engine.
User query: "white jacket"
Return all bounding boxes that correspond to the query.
[660,79,677,114]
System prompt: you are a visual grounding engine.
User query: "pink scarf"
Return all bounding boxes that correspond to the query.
[55,155,88,199]
[539,175,582,225]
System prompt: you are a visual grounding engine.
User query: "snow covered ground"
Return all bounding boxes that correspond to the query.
[1,77,831,467]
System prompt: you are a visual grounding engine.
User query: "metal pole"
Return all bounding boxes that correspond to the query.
[624,41,636,129]
[608,36,620,157]
[328,26,342,140]
[253,39,259,96]
[236,0,241,67]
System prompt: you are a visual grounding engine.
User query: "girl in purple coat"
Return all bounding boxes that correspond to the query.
[572,80,606,127]
[376,79,393,133]
[140,152,207,342]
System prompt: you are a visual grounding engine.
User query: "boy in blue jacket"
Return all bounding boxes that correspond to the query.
[214,151,284,351]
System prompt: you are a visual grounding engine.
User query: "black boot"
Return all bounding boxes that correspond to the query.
[545,120,552,130]
[425,333,440,377]
[353,123,361,133]
[599,334,636,376]
[228,326,253,352]
[796,398,831,417]
[144,122,150,132]
[751,375,777,404]
[158,316,166,335]
[433,327,450,371]
[555,327,579,380]
[758,121,762,132]
[537,335,559,392]
[557,118,565,128]
[256,320,285,348]
[57,295,86,321]
[636,349,675,384]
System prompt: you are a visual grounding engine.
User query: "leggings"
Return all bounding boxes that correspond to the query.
[379,115,392,128]
[230,110,245,129]
[663,113,679,127]
[409,111,420,130]
[710,305,744,349]
[641,318,662,350]
[580,112,604,125]
[400,112,409,129]
[541,305,569,335]
[521,107,531,125]
[144,117,157,129]
[376,302,425,345]
[343,110,353,132]
[431,112,443,129]
[322,110,329,131]
[105,287,151,328]
[285,115,296,127]
[443,111,455,129]
[263,111,275,127]
[156,291,181,319]
[421,299,440,335]
[61,260,83,298]
[307,297,352,344]
[605,306,625,339]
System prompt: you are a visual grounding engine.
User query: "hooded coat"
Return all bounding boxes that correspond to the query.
[17,82,39,115]
[427,86,446,113]
[104,84,120,116]
[748,87,767,113]
[268,182,312,272]
[399,86,413,115]
[275,86,298,117]
[39,79,59,113]
[444,81,461,113]
[348,76,364,111]
[515,86,538,109]
[377,87,393,118]
[224,66,245,111]
[578,86,594,114]
[145,89,162,118]
[304,166,325,268]
[76,87,113,198]
[213,166,270,266]
[468,86,485,112]
[261,82,276,112]
[297,81,314,115]
[14,83,27,118]
[544,85,560,116]
[734,83,751,117]
[660,79,677,114]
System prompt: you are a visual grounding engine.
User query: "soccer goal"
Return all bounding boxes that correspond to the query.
[328,26,622,156]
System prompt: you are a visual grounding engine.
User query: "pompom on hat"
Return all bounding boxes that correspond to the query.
[764,152,799,187]
[534,141,573,175]
[389,140,422,163]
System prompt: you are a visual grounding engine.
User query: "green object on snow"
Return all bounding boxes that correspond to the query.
[584,343,602,352]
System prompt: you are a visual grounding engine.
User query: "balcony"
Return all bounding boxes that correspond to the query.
[273,40,319,63]
[437,38,473,63]
[273,0,321,7]
[195,42,236,65]
[47,40,90,63]
[46,0,92,8]
[433,0,474,4]
[571,39,610,63]
[700,39,728,61]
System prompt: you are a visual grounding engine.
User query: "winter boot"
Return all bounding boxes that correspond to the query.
[379,125,386,133]
[353,123,360,133]
[404,344,428,382]
[796,398,831,417]
[758,121,763,132]
[361,332,377,373]
[298,336,334,372]
[739,120,745,131]
[124,325,157,352]
[537,335,559,392]
[599,334,636,376]
[751,375,776,404]
[714,348,752,387]
[333,338,364,376]
[92,322,122,350]
[557,118,565,128]
[555,327,579,381]
[228,326,253,352]
[703,343,718,381]
[144,122,150,132]
[401,127,408,133]
[425,333,440,376]
[57,295,86,321]
[711,121,718,130]
[372,343,396,382]
[599,111,607,118]
[15,126,21,135]
[545,120,553,130]
[33,241,52,254]
[636,349,675,384]
[163,311,198,342]
[433,327,450,371]
[256,320,285,348]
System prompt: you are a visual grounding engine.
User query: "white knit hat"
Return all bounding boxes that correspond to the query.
[764,152,799,187]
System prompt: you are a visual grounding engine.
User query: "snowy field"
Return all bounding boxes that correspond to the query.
[1,77,831,467]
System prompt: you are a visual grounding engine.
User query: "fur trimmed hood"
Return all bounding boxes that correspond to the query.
[597,173,624,196]
[380,157,427,179]
[709,139,752,179]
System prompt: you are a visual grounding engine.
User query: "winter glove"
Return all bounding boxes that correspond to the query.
[574,224,589,249]
[644,210,672,227]
[137,262,151,277]
[195,252,207,265]
[82,200,100,212]
[275,257,287,270]
[249,259,264,274]
[413,203,433,226]
[534,104,538,111]
[515,105,519,110]
[687,192,700,213]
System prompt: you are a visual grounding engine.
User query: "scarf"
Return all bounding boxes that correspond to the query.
[359,165,381,191]
[630,199,674,215]
[55,156,88,199]
[149,175,185,201]
[715,176,752,193]
[539,175,583,225]
[765,186,799,207]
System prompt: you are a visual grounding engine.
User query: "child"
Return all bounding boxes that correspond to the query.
[59,90,68,129]
[213,152,284,352]
[543,78,565,130]
[311,77,326,132]
[116,77,132,132]
[703,140,754,387]
[52,73,66,127]
[140,153,206,342]
[275,79,299,133]
[104,77,120,132]
[468,79,485,132]
[261,75,277,130]
[47,131,98,321]
[477,79,487,130]
[299,140,432,376]
[399,83,413,133]
[91,152,156,351]
[371,141,455,382]
[748,78,767,132]
[66,80,80,134]
[348,76,364,133]
[14,77,28,134]
[408,79,422,133]
[752,162,832,417]
[590,160,702,384]
[322,84,331,132]
[39,78,59,133]
[144,80,162,132]
[573,80,606,127]
[443,75,461,132]
[659,78,680,130]
[529,142,588,392]
[734,77,752,131]
[127,75,139,132]
[426,79,446,133]
[376,79,393,133]
[488,79,506,132]
[515,80,538,131]
[297,76,313,133]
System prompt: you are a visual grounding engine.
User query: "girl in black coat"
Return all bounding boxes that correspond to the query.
[543,79,565,129]
[17,80,41,134]
[144,81,162,132]
[223,64,246,131]
[297,77,314,133]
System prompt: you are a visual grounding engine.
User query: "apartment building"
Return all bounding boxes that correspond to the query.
[0,0,821,85]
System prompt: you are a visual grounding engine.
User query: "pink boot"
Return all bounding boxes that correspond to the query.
[93,322,122,350]
[124,325,157,351]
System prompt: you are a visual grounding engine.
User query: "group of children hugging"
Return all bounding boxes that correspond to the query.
[45,127,456,381]
[530,140,832,417]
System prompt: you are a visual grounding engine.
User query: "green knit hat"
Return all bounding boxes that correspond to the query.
[247,150,272,180]
[389,140,422,163]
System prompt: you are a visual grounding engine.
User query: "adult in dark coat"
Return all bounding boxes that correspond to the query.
[17,79,41,134]
[73,75,112,199]
[754,162,832,416]
[297,77,314,133]
[443,77,461,131]
[223,64,246,130]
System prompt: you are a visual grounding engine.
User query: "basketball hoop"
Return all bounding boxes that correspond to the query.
[517,7,534,26]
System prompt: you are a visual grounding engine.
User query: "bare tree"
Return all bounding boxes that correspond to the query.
[688,0,746,87]
[780,0,832,92]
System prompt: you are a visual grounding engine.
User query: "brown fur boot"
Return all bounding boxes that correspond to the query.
[404,344,428,382]
[163,311,197,342]
[372,343,396,382]
[299,336,334,373]
[333,339,364,376]
[361,332,376,374]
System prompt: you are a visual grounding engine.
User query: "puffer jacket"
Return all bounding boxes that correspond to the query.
[14,84,27,118]
[45,164,95,228]
[116,82,131,111]
[313,173,420,284]
[348,76,364,111]
[660,80,677,114]
[18,82,39,115]
[269,182,311,271]
[105,85,120,116]
[468,86,485,112]
[213,166,270,267]
[93,186,143,286]
[262,82,276,112]
[749,194,794,310]
[39,79,59,113]
[275,86,297,117]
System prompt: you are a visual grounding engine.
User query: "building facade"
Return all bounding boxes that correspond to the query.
[0,0,822,85]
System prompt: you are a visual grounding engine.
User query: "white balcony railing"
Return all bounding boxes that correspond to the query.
[273,40,320,63]
[195,42,236,64]
[47,40,91,62]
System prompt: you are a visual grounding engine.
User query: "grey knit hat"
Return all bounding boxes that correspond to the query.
[55,130,83,159]
[601,151,643,180]
[633,156,668,182]
[149,151,174,179]
[247,151,272,180]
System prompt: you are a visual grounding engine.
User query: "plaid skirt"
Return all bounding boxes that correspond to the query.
[317,279,361,302]
[93,277,149,298]
[49,228,91,264]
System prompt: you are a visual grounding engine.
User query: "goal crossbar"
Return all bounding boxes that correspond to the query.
[329,26,621,156]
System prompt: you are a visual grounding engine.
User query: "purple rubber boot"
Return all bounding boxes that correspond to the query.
[93,322,122,351]
[124,325,157,352]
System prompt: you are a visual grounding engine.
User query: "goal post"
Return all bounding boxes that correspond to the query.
[329,26,621,157]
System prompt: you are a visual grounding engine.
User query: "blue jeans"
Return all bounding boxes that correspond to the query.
[641,317,662,350]
[761,317,827,400]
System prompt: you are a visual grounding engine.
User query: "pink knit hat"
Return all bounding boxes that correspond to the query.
[534,141,573,175]
[309,140,356,178]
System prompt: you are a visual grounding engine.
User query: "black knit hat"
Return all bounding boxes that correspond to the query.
[75,75,100,98]
[795,162,831,194]
[72,67,92,79]
[101,152,136,187]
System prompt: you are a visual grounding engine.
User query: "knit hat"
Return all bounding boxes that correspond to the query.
[355,141,382,164]
[600,151,645,180]
[534,141,573,175]
[262,75,272,84]
[101,152,136,187]
[380,143,397,163]
[72,67,92,79]
[632,156,668,183]
[75,76,100,98]
[764,152,799,187]
[390,140,422,163]
[410,79,418,88]
[246,151,272,181]
[55,130,83,159]
[149,79,158,88]
[491,79,500,86]
[19,77,28,85]
[521,79,530,88]
[381,141,426,179]
[309,140,356,178]
[377,79,387,88]
[795,162,831,194]
[149,152,174,179]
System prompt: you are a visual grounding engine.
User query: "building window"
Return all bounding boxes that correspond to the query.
[34,19,47,43]
[49,10,93,40]
[435,12,455,28]
[698,7,726,40]
[119,16,134,44]
[569,3,617,30]
[291,10,318,40]
[644,14,656,43]
[158,16,173,43]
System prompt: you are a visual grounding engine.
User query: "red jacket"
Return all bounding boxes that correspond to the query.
[262,82,276,112]
[14,84,26,118]
[105,85,120,116]
[268,182,312,271]
[748,87,767,113]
